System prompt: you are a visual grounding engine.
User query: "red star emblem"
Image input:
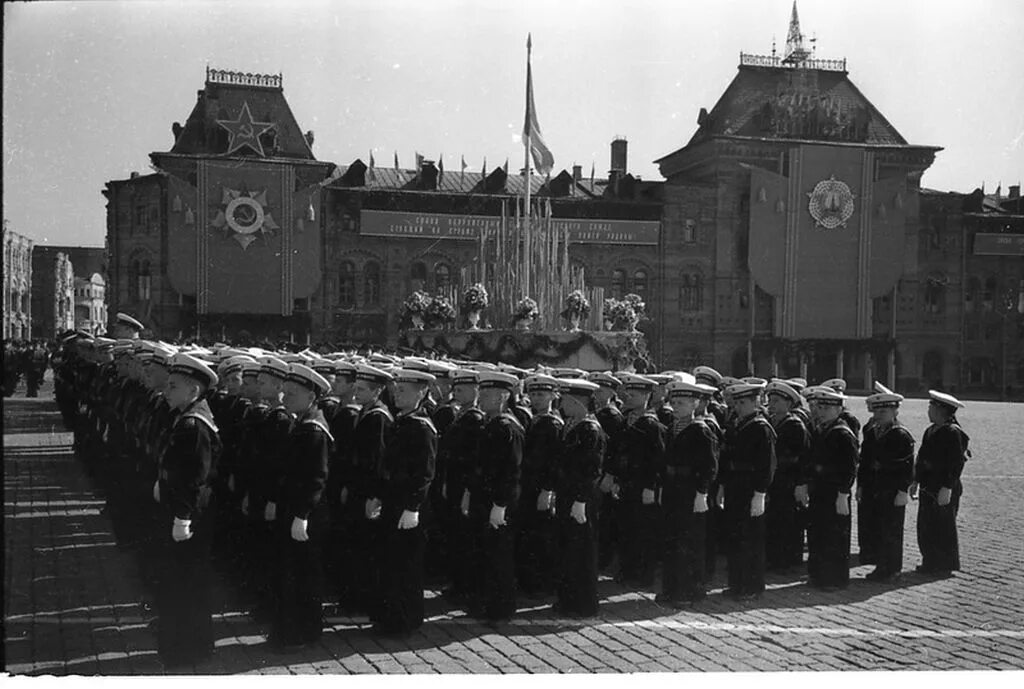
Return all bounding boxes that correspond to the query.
[216,101,275,156]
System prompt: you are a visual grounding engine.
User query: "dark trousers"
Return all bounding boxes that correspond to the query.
[704,479,723,576]
[515,490,556,595]
[270,518,324,646]
[478,511,517,620]
[917,482,961,572]
[857,476,880,564]
[445,490,479,599]
[155,514,214,664]
[724,478,766,595]
[807,487,851,588]
[597,492,620,570]
[661,485,707,601]
[374,518,426,634]
[869,486,906,574]
[766,470,804,569]
[555,497,599,617]
[617,491,660,584]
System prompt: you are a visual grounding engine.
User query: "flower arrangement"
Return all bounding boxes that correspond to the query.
[562,289,591,319]
[605,298,639,331]
[461,283,489,313]
[622,293,646,322]
[512,297,539,322]
[399,290,432,329]
[425,294,456,329]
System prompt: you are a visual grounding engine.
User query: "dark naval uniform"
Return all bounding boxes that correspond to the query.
[324,399,360,606]
[804,417,859,589]
[721,411,776,597]
[554,415,606,617]
[154,398,221,665]
[515,410,564,596]
[349,400,394,612]
[270,407,332,648]
[766,411,811,570]
[856,417,880,564]
[595,404,625,571]
[472,411,524,621]
[701,411,725,576]
[251,403,293,618]
[615,409,667,586]
[372,409,437,635]
[440,405,486,599]
[861,420,915,577]
[914,420,970,574]
[660,418,717,605]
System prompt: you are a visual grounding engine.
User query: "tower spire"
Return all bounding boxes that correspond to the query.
[783,1,810,64]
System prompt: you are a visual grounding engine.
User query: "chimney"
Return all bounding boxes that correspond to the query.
[1010,184,1021,199]
[419,159,438,191]
[611,137,628,174]
[572,164,582,182]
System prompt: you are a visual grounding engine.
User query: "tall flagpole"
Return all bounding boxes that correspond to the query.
[523,34,532,300]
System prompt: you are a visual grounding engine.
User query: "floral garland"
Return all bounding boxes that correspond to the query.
[461,283,489,313]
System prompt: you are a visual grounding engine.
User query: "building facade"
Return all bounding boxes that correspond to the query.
[103,14,1024,394]
[74,273,108,335]
[3,222,34,340]
[31,248,76,339]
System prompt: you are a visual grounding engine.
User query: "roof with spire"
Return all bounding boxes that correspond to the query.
[168,67,315,160]
[657,1,924,163]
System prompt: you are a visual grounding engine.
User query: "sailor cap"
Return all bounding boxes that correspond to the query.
[645,374,675,386]
[497,363,530,379]
[524,373,560,392]
[866,392,904,409]
[551,367,588,379]
[742,376,768,386]
[724,382,765,400]
[558,378,600,395]
[310,359,337,376]
[285,363,331,395]
[821,378,848,393]
[478,371,518,391]
[394,369,437,386]
[168,353,219,388]
[665,379,705,397]
[928,389,964,410]
[873,381,894,394]
[786,377,808,391]
[766,380,802,405]
[257,355,290,379]
[586,371,620,388]
[428,360,457,378]
[451,369,480,386]
[693,366,723,387]
[355,364,394,385]
[720,376,741,387]
[808,387,846,405]
[221,355,256,376]
[333,360,358,377]
[115,312,144,331]
[619,373,658,391]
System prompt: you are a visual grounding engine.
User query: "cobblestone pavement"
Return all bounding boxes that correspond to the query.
[4,384,1024,675]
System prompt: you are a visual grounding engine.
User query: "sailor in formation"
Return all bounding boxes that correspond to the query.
[51,324,974,660]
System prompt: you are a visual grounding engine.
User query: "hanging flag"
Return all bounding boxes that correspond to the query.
[438,154,444,187]
[523,34,554,176]
[369,150,376,181]
[394,151,399,171]
[590,161,595,188]
[503,157,509,175]
[482,157,487,179]
[461,155,467,187]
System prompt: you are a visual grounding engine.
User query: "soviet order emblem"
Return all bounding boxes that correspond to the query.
[807,175,856,229]
[210,187,280,249]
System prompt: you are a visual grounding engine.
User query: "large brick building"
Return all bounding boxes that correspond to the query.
[103,12,1023,395]
[3,222,34,340]
[30,248,74,339]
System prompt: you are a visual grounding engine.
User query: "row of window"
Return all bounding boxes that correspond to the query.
[127,260,153,301]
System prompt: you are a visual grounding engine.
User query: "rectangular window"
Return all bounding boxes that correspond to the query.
[682,219,696,243]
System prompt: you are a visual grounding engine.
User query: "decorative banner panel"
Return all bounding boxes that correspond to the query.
[974,233,1024,256]
[360,210,659,245]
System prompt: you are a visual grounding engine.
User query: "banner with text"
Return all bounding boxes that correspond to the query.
[360,210,659,245]
[974,233,1024,256]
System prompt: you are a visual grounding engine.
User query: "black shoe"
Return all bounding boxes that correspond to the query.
[371,624,412,639]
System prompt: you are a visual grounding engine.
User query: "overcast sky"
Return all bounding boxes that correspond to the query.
[4,0,1023,247]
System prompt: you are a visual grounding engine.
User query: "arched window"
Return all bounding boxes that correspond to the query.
[611,268,626,299]
[128,260,140,301]
[410,261,427,292]
[924,273,946,314]
[139,261,152,301]
[964,275,980,313]
[338,261,355,308]
[632,269,648,298]
[680,272,703,312]
[364,261,381,307]
[982,276,997,312]
[434,263,451,292]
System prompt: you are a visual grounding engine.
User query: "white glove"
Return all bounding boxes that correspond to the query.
[715,484,725,510]
[537,490,554,512]
[460,488,471,517]
[750,492,766,517]
[171,518,192,542]
[340,486,348,506]
[152,479,160,504]
[937,487,952,507]
[264,501,277,522]
[290,517,309,542]
[599,474,616,494]
[489,504,507,529]
[642,488,656,506]
[836,493,850,516]
[398,510,419,530]
[894,491,909,507]
[571,501,587,525]
[228,474,236,493]
[365,498,382,521]
[908,482,919,500]
[610,482,621,499]
[693,492,708,514]
[241,492,250,516]
[794,484,809,507]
